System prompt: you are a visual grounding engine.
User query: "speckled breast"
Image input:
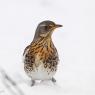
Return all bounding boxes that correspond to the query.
[23,38,59,80]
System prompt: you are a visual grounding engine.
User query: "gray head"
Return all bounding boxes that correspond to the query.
[33,20,62,41]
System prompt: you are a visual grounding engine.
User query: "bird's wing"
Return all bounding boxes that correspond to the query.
[23,45,30,56]
[23,44,35,66]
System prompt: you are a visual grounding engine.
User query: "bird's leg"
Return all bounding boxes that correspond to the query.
[31,80,35,86]
[51,77,56,83]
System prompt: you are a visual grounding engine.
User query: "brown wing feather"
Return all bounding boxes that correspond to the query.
[23,45,30,56]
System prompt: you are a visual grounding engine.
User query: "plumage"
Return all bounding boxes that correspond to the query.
[23,20,62,86]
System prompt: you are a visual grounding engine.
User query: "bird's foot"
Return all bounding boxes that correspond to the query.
[51,77,56,83]
[31,80,35,86]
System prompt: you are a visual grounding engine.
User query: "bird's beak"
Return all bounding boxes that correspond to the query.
[55,24,63,28]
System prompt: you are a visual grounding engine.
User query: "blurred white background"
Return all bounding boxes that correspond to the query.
[0,0,95,95]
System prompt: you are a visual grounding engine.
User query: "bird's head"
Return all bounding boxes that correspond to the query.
[33,20,62,40]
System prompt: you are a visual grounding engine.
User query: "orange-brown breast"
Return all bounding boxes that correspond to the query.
[28,38,55,62]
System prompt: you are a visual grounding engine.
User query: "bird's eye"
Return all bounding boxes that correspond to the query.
[44,25,53,30]
[49,25,54,29]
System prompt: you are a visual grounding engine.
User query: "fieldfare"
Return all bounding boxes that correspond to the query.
[23,20,62,86]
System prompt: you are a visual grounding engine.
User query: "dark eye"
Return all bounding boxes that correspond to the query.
[44,25,53,30]
[49,25,52,28]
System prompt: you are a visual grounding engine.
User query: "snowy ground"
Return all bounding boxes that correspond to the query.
[0,0,95,95]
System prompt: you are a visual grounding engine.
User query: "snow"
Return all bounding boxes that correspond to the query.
[0,0,95,95]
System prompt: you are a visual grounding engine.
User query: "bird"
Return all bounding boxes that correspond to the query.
[23,20,62,86]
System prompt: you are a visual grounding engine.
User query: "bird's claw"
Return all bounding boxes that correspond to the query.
[31,80,35,86]
[51,77,56,83]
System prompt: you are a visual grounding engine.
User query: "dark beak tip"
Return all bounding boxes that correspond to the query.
[56,24,63,28]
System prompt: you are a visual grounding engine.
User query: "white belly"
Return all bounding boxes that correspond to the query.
[26,63,56,80]
[24,51,56,80]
